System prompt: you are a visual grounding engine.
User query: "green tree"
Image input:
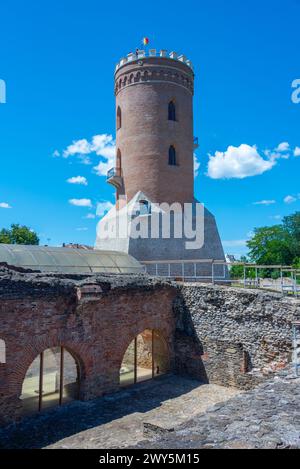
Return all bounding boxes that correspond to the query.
[246,225,294,266]
[282,212,300,258]
[0,224,39,245]
[230,256,250,279]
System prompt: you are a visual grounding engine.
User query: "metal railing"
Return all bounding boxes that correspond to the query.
[141,259,300,296]
[107,167,122,180]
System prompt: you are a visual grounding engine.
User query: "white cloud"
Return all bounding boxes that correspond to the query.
[194,154,200,177]
[253,200,276,206]
[91,134,116,159]
[264,142,291,161]
[69,198,92,207]
[76,227,88,231]
[59,134,116,177]
[52,150,60,157]
[67,176,88,186]
[284,195,297,204]
[270,215,282,220]
[275,142,290,152]
[0,202,11,209]
[84,213,96,219]
[63,139,91,158]
[207,144,275,179]
[93,135,116,176]
[96,201,114,217]
[294,147,300,157]
[222,239,247,247]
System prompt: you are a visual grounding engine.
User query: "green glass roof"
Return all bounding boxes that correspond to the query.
[0,244,144,274]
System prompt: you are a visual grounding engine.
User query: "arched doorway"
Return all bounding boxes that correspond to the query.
[20,346,80,416]
[120,329,170,387]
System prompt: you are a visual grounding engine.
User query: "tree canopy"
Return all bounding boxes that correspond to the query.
[246,212,300,267]
[0,224,39,245]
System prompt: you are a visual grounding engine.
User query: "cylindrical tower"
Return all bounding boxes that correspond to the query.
[108,50,196,206]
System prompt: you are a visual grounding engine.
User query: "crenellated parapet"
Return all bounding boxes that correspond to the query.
[114,49,194,96]
[115,49,194,73]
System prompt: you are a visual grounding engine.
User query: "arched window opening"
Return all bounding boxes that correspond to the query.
[168,101,176,121]
[20,346,80,416]
[120,329,170,387]
[139,200,151,216]
[0,339,6,364]
[116,149,122,176]
[168,145,177,166]
[117,106,122,130]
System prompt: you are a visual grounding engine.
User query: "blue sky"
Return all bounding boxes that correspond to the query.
[0,0,299,257]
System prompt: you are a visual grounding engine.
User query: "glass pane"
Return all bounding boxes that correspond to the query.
[62,349,79,403]
[41,347,60,411]
[136,330,153,383]
[21,354,40,416]
[0,245,144,274]
[153,331,170,377]
[120,339,135,387]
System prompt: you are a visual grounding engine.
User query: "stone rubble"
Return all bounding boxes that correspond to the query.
[133,366,300,449]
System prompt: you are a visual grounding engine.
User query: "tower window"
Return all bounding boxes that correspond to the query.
[139,200,151,215]
[117,106,122,130]
[116,148,122,174]
[168,101,176,121]
[0,339,5,364]
[168,145,177,166]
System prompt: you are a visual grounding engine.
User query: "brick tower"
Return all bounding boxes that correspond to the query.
[96,49,226,273]
[111,50,196,206]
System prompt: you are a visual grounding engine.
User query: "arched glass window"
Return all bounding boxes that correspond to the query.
[0,339,5,364]
[120,329,170,387]
[20,346,80,416]
[168,101,176,121]
[117,106,121,130]
[168,145,177,166]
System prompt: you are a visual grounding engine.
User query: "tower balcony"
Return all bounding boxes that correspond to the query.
[194,137,199,149]
[107,167,123,189]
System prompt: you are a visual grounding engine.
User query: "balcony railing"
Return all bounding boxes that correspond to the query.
[107,167,123,189]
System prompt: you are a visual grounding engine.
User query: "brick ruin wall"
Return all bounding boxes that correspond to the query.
[175,284,300,389]
[1,266,300,426]
[0,267,177,426]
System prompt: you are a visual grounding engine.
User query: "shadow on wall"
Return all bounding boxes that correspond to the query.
[172,294,209,383]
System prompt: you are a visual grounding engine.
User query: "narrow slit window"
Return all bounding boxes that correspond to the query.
[117,106,122,130]
[0,339,5,364]
[168,101,176,121]
[168,145,177,166]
